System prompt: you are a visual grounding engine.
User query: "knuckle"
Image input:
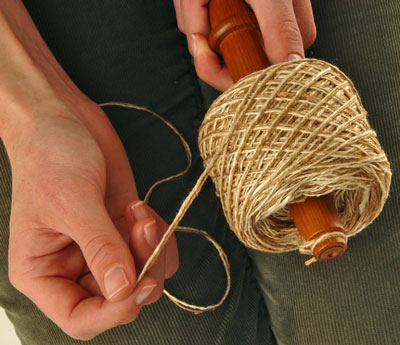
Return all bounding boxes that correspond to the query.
[83,234,121,270]
[277,18,302,46]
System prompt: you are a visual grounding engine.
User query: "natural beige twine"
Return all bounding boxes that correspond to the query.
[198,58,391,255]
[100,102,231,314]
[101,58,391,313]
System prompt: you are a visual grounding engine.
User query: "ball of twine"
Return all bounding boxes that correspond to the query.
[100,58,391,313]
[198,59,391,255]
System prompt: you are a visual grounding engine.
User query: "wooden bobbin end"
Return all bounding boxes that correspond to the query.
[288,194,346,262]
[313,237,347,262]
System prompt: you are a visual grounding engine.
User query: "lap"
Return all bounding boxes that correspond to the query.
[249,1,400,344]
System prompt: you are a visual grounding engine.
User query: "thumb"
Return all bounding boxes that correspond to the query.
[72,203,136,301]
[249,0,304,64]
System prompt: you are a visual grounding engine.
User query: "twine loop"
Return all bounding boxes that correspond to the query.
[100,102,231,314]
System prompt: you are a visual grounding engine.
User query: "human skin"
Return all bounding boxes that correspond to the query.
[174,0,317,91]
[0,0,178,340]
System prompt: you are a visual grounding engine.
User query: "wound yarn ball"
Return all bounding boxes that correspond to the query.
[198,59,391,255]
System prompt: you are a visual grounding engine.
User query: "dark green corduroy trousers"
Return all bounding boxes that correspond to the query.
[249,1,400,344]
[0,0,399,344]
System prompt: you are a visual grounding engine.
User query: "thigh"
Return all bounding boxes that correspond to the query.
[249,1,400,344]
[0,1,275,344]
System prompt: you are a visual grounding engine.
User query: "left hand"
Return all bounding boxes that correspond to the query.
[6,98,178,340]
[174,0,317,91]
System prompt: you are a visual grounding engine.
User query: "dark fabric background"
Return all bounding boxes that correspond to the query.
[249,1,400,344]
[0,0,399,345]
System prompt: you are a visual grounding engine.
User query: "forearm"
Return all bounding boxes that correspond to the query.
[0,0,88,143]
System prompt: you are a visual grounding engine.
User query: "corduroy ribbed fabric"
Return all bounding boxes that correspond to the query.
[0,1,275,344]
[249,1,400,344]
[1,0,400,345]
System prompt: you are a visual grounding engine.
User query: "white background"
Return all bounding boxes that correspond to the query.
[0,308,21,345]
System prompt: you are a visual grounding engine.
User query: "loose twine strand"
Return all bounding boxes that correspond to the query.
[100,102,231,314]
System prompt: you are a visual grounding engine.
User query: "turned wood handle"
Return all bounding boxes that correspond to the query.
[208,0,347,262]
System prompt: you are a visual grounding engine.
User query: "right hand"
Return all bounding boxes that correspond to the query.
[174,0,317,91]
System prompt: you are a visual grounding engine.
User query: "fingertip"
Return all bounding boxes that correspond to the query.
[182,0,210,54]
[104,264,135,302]
[193,33,233,91]
[137,281,164,306]
[303,24,317,50]
[292,0,317,49]
[130,218,166,283]
[125,200,145,226]
[130,217,157,249]
[261,29,304,64]
[143,209,179,279]
[165,238,179,279]
[134,276,160,306]
[287,53,303,62]
[126,202,178,280]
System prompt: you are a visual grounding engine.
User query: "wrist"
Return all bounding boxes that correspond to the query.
[0,2,90,143]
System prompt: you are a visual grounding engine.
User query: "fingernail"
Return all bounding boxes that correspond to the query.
[191,34,197,57]
[136,284,157,305]
[287,53,303,62]
[104,266,129,299]
[144,219,159,248]
[131,201,149,220]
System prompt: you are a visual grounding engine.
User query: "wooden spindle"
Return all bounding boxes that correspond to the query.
[208,0,347,262]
